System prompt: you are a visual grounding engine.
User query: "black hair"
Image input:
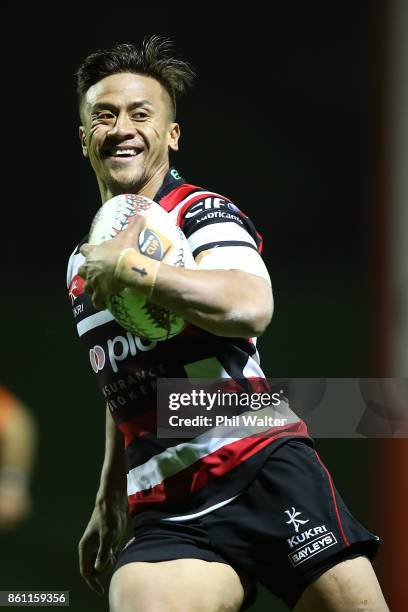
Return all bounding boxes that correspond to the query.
[76,35,195,119]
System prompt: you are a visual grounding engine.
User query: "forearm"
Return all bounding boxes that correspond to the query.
[118,252,273,337]
[96,407,127,509]
[79,216,274,337]
[154,267,272,336]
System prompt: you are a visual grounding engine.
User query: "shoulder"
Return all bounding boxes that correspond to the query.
[175,188,263,253]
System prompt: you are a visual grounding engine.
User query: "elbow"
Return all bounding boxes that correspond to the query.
[242,276,274,337]
[246,302,273,337]
[254,312,273,337]
[247,283,274,337]
[224,295,274,338]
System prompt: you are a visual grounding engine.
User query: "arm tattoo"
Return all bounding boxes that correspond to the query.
[131,266,148,278]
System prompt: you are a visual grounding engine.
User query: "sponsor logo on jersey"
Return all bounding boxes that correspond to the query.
[288,532,338,567]
[170,168,182,180]
[68,274,85,304]
[184,197,230,219]
[284,507,310,533]
[73,303,84,318]
[139,228,172,261]
[286,524,328,548]
[89,345,106,372]
[89,334,157,373]
[226,202,241,213]
[195,210,243,225]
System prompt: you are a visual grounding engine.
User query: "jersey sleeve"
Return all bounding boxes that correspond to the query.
[178,195,271,284]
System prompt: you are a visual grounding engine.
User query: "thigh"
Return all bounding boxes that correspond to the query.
[294,556,389,612]
[109,558,244,612]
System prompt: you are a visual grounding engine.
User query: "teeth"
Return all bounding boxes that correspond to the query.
[113,149,137,156]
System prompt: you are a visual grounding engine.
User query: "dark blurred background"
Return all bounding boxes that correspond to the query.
[1,1,406,610]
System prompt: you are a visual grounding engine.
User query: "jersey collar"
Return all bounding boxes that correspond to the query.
[154,167,185,204]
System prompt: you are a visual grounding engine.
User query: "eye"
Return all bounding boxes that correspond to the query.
[132,111,148,120]
[92,111,115,121]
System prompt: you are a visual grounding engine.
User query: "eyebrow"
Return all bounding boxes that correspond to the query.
[90,100,154,113]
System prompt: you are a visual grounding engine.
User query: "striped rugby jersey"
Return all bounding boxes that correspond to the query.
[67,168,309,525]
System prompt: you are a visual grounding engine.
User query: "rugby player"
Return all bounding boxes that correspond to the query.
[69,36,389,611]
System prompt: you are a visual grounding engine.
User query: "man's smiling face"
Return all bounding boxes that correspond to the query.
[79,72,180,200]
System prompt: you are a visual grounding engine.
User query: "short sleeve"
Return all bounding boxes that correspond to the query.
[179,195,270,284]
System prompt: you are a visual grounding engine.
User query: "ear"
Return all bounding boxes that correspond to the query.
[168,123,180,152]
[79,126,88,157]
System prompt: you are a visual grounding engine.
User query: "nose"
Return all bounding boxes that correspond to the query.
[107,112,137,140]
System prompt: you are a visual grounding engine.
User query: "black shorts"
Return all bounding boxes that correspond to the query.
[114,439,380,609]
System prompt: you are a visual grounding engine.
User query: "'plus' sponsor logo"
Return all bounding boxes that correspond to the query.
[89,345,105,372]
[89,333,157,373]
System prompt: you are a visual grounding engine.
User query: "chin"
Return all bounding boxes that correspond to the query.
[108,173,143,194]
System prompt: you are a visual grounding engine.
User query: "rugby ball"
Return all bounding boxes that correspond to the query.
[88,193,195,341]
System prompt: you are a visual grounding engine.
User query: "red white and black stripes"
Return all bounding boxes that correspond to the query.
[67,168,308,524]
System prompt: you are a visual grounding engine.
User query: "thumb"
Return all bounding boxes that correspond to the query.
[126,213,146,235]
[80,243,94,258]
[95,538,113,572]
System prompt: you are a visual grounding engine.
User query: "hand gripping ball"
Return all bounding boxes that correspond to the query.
[88,193,196,341]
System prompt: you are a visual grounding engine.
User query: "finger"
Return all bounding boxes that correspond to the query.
[91,291,107,311]
[80,244,94,257]
[110,549,118,564]
[84,281,94,295]
[95,534,115,572]
[95,552,114,573]
[77,265,88,280]
[83,573,105,596]
[79,546,105,595]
